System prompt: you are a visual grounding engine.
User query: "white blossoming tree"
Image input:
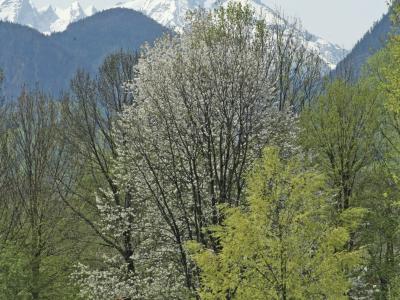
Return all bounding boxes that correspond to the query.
[73,2,321,298]
[117,2,298,293]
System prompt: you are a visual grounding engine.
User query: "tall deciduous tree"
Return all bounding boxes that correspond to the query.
[301,79,381,212]
[61,51,139,265]
[267,13,323,111]
[361,21,400,296]
[188,147,363,300]
[117,2,298,292]
[62,51,151,300]
[73,4,322,297]
[0,89,79,299]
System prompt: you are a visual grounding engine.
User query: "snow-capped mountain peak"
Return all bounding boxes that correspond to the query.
[36,4,58,33]
[68,1,86,21]
[37,4,54,14]
[0,0,96,33]
[0,0,23,22]
[55,1,86,24]
[116,0,347,68]
[116,0,202,29]
[0,0,38,26]
[50,1,88,32]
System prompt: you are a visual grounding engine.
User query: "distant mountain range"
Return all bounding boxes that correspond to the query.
[0,0,389,99]
[0,0,348,69]
[0,8,170,98]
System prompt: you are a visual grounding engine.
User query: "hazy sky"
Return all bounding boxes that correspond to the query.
[32,0,389,49]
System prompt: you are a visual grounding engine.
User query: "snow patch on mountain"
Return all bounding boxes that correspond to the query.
[0,0,38,27]
[116,0,348,68]
[304,33,347,69]
[85,5,98,16]
[36,5,58,33]
[51,1,87,32]
[0,0,97,33]
[115,0,278,29]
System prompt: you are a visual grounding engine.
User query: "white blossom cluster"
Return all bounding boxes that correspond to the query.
[73,186,189,299]
[73,255,188,300]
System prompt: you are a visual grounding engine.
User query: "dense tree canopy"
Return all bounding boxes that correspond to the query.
[188,147,363,299]
[0,2,400,300]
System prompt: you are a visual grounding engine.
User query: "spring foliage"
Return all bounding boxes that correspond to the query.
[2,1,400,299]
[188,147,363,299]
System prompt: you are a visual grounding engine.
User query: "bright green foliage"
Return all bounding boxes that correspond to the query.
[389,0,400,24]
[188,147,363,300]
[377,36,400,165]
[0,244,30,299]
[0,242,79,300]
[362,24,400,297]
[301,79,381,211]
[300,77,382,297]
[354,163,400,298]
[381,36,400,115]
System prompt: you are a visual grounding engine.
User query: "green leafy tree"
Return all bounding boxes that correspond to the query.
[353,162,400,298]
[0,89,80,300]
[113,3,296,295]
[362,20,400,296]
[188,147,363,300]
[0,243,30,299]
[300,78,382,297]
[300,79,381,212]
[377,34,400,161]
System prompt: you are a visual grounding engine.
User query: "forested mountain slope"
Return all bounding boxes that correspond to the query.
[0,8,170,98]
[334,12,391,77]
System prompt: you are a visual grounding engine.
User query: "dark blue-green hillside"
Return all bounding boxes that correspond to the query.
[0,8,170,98]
